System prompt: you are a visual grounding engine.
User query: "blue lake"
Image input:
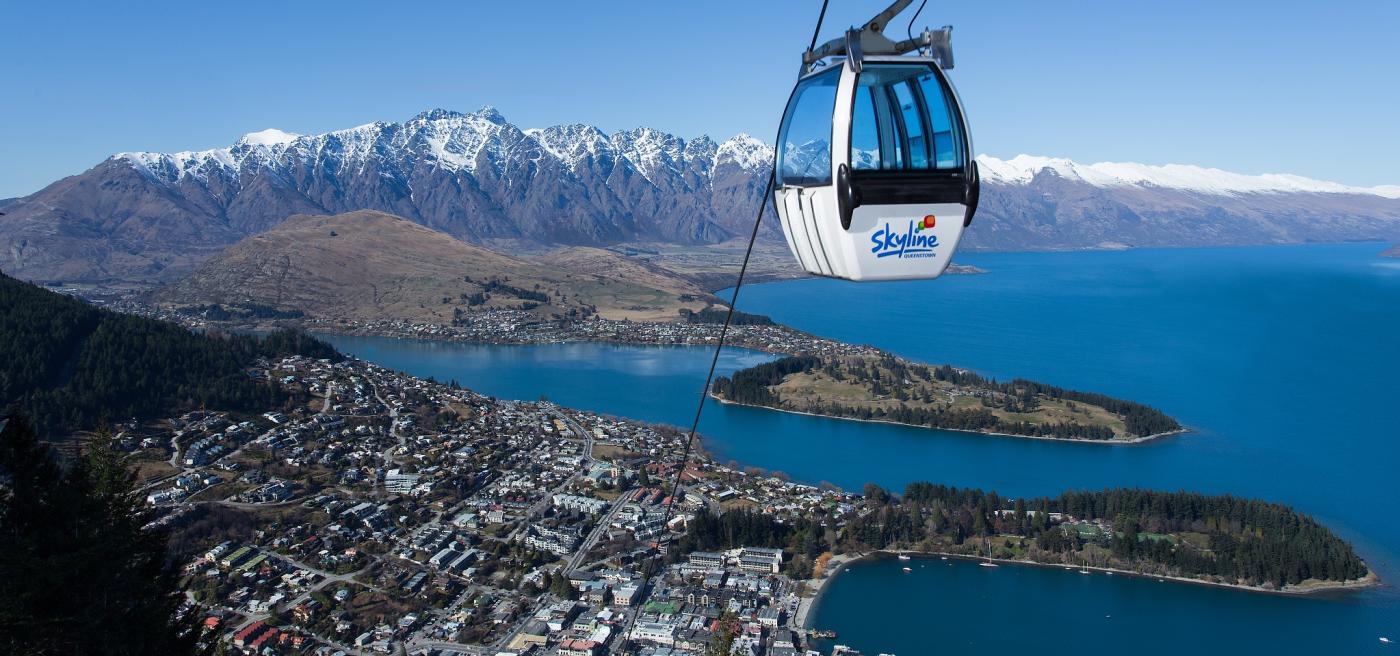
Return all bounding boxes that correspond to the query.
[321,242,1400,653]
[813,555,1392,655]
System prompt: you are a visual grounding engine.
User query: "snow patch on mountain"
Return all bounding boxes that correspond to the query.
[610,127,688,185]
[526,124,613,171]
[239,128,300,147]
[977,154,1400,199]
[715,134,773,171]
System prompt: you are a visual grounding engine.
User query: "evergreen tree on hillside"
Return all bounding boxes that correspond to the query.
[0,271,339,434]
[0,414,205,655]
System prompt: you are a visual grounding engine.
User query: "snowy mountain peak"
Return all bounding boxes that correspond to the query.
[467,106,507,124]
[715,133,774,171]
[682,136,718,166]
[237,128,300,147]
[527,124,613,169]
[609,127,690,183]
[977,154,1400,199]
[412,108,466,122]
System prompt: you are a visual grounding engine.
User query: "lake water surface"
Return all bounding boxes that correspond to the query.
[321,242,1400,653]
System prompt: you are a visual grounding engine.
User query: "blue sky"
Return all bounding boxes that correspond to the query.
[2,0,1397,197]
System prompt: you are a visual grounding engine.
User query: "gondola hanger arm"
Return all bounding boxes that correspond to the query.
[801,0,954,72]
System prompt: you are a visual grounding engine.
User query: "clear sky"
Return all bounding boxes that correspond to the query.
[2,0,1397,198]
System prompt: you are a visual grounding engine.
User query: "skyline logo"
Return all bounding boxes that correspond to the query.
[871,217,939,259]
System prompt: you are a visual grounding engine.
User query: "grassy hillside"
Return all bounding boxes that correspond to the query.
[152,211,717,324]
[0,271,337,433]
[712,354,1181,441]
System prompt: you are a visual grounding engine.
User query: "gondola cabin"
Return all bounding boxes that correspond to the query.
[775,19,979,281]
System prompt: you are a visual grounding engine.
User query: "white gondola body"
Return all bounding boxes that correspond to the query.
[775,55,977,281]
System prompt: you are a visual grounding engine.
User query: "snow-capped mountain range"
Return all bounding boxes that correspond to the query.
[2,106,1398,283]
[117,108,774,195]
[976,155,1400,199]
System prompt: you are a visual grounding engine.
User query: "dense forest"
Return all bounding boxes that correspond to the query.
[677,483,1368,590]
[0,416,204,653]
[0,272,340,434]
[679,307,775,326]
[463,275,551,303]
[184,303,304,320]
[711,355,1180,439]
[671,509,827,579]
[849,484,1369,588]
[710,355,820,406]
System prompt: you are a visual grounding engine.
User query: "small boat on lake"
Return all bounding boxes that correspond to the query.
[979,561,999,568]
[1380,636,1392,644]
[1079,569,1091,574]
[902,566,912,572]
[897,554,911,561]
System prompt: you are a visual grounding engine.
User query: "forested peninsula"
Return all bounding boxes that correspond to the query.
[677,484,1373,593]
[711,354,1181,442]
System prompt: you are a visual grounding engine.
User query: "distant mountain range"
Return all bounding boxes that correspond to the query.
[971,156,1400,252]
[2,106,1398,283]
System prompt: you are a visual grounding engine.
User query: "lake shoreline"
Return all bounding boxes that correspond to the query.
[710,394,1190,445]
[203,316,1191,448]
[794,552,861,632]
[185,314,882,361]
[802,549,1381,628]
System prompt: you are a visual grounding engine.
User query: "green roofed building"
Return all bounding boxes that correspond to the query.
[643,600,680,615]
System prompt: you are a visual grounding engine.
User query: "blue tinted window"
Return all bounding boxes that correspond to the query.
[850,86,880,170]
[851,64,963,171]
[777,70,839,185]
[917,73,959,168]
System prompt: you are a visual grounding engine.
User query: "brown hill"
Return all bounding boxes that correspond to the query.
[151,211,713,323]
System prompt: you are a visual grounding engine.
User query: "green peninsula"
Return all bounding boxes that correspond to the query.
[711,354,1182,442]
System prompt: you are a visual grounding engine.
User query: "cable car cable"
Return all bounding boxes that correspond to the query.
[808,0,831,52]
[906,0,928,41]
[616,2,828,646]
[616,170,775,648]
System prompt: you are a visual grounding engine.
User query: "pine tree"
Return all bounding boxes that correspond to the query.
[549,573,576,600]
[0,415,206,654]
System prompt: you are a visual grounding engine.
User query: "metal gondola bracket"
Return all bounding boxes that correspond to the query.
[844,28,864,73]
[925,26,955,69]
[801,0,954,73]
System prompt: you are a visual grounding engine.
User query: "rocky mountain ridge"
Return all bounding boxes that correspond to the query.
[2,106,1398,283]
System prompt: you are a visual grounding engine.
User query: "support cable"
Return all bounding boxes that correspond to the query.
[618,169,775,647]
[617,2,828,649]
